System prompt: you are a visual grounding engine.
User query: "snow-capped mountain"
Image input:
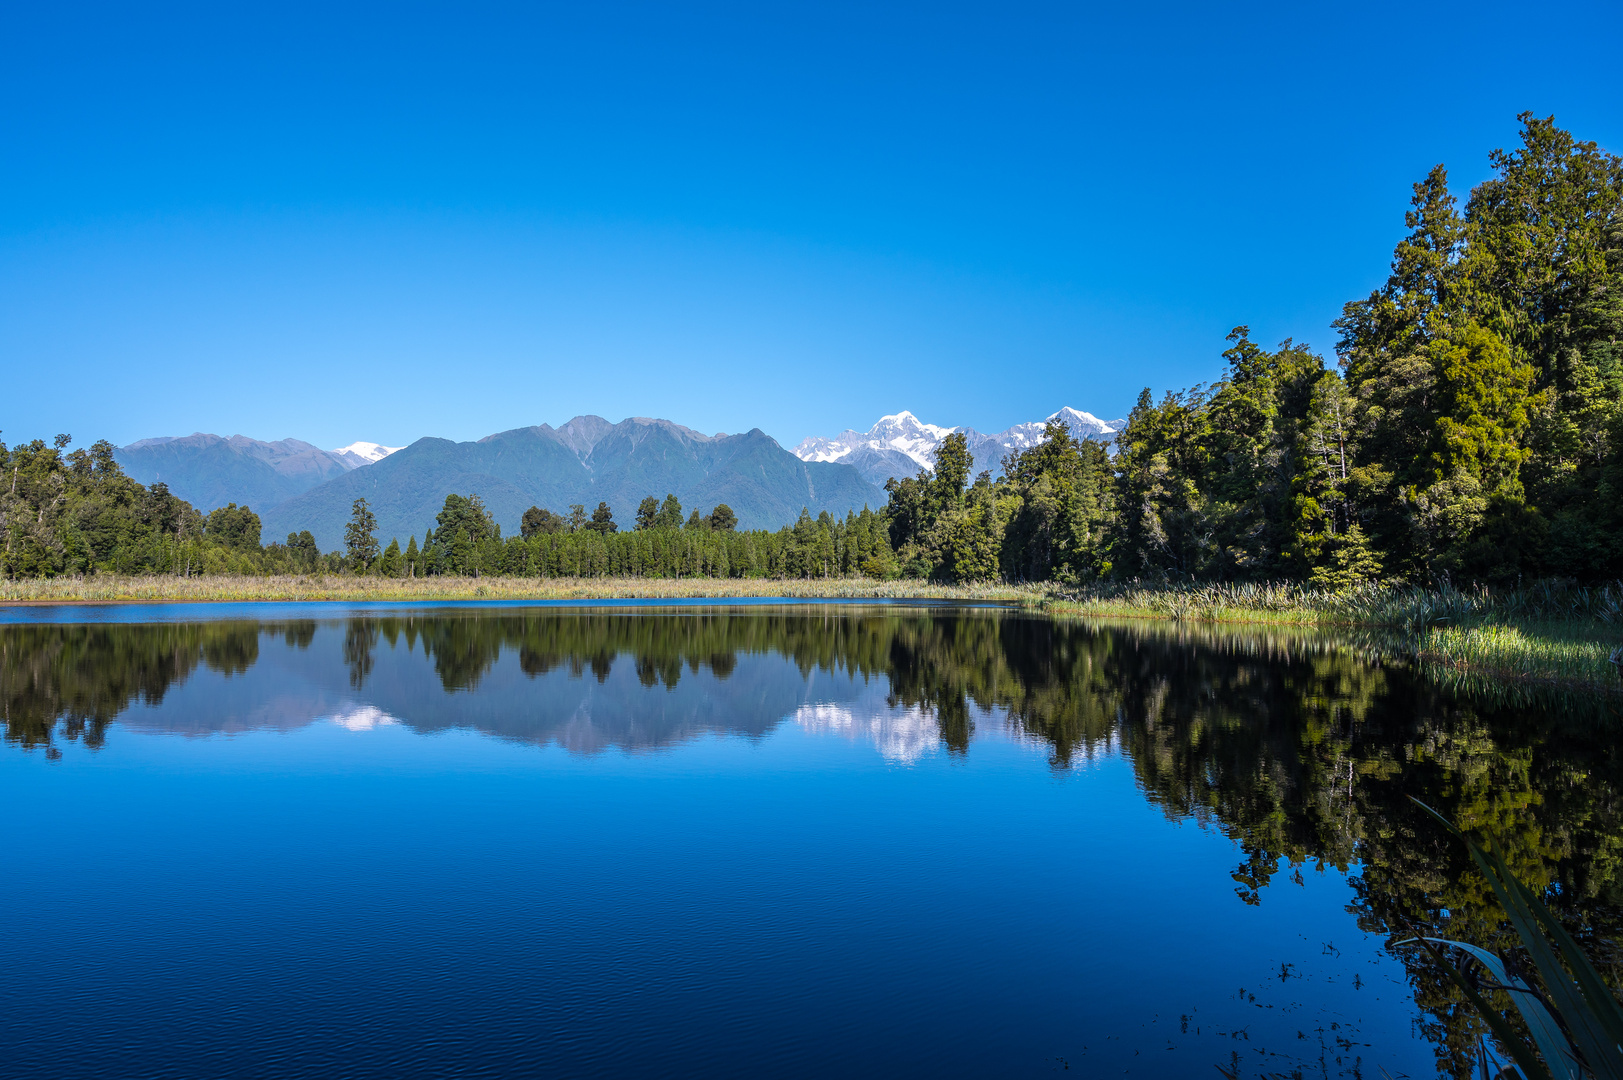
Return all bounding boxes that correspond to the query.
[996,407,1120,452]
[792,408,1124,487]
[330,441,404,468]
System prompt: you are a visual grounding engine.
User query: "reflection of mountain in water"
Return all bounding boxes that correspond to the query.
[7,605,1623,1075]
[793,689,953,765]
[5,612,933,756]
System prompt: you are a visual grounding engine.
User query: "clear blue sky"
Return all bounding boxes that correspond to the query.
[3,1,1619,451]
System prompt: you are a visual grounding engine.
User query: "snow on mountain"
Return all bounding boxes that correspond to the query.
[793,408,1125,487]
[330,441,404,468]
[795,410,954,469]
[995,408,1120,451]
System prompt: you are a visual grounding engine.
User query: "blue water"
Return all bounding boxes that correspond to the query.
[1,604,1443,1077]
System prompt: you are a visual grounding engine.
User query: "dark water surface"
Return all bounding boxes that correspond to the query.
[4,603,1620,1078]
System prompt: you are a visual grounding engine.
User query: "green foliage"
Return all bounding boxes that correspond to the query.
[3,117,1615,590]
[1108,330,1327,581]
[377,537,404,578]
[708,503,737,531]
[286,531,320,572]
[522,505,567,537]
[425,494,500,576]
[344,498,379,571]
[1306,523,1383,592]
[1331,114,1623,581]
[0,434,302,579]
[1410,800,1623,1079]
[205,503,262,551]
[655,494,683,530]
[588,501,617,534]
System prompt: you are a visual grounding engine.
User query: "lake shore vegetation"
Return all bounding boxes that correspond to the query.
[0,574,1040,604]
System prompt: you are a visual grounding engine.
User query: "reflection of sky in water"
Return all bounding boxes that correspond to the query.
[325,705,398,732]
[793,701,941,764]
[112,623,970,760]
[99,622,1115,765]
[3,610,1453,1079]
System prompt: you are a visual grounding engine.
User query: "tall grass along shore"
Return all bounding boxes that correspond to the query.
[1045,579,1623,691]
[4,574,1619,692]
[0,574,1044,605]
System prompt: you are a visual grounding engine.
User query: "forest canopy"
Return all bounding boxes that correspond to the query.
[3,115,1618,586]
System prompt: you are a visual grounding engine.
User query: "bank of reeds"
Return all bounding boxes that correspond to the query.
[1046,580,1623,691]
[0,574,1046,605]
[5,573,1620,691]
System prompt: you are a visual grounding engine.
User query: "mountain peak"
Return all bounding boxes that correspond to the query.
[330,441,404,466]
[1048,407,1117,433]
[793,407,1125,487]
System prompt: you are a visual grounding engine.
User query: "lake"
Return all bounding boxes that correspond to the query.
[4,601,1619,1078]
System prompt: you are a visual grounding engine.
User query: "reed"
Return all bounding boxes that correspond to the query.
[0,574,1047,605]
[1045,580,1623,691]
[6,573,1619,691]
[1407,799,1623,1080]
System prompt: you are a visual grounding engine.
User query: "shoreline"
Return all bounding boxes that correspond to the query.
[0,575,1047,605]
[4,574,1619,693]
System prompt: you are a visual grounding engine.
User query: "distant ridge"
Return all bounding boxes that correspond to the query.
[793,408,1124,486]
[116,433,385,513]
[260,416,883,550]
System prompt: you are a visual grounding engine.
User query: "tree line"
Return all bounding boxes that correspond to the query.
[5,115,1617,586]
[888,114,1623,586]
[0,428,893,581]
[345,490,893,580]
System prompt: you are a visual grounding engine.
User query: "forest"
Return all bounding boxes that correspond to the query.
[2,115,1618,586]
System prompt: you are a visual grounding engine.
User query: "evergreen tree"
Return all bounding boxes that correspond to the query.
[931,432,972,512]
[655,494,683,529]
[522,505,566,537]
[344,498,379,571]
[636,496,660,531]
[708,504,738,531]
[587,502,618,534]
[286,530,320,572]
[378,537,403,577]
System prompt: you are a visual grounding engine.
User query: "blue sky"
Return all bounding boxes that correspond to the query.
[3,1,1619,451]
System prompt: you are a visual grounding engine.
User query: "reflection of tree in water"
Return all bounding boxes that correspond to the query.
[343,622,378,689]
[1,622,265,754]
[6,608,1622,1071]
[1018,620,1623,1076]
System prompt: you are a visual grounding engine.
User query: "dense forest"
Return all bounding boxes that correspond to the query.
[3,115,1618,585]
[887,114,1623,587]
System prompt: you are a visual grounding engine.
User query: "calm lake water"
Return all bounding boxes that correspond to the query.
[4,602,1620,1078]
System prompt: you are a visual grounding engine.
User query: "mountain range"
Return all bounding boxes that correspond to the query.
[116,406,1118,551]
[117,434,402,514]
[792,408,1123,487]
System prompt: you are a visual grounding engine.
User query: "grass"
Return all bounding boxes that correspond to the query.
[0,573,1047,605]
[1043,580,1623,692]
[4,573,1620,691]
